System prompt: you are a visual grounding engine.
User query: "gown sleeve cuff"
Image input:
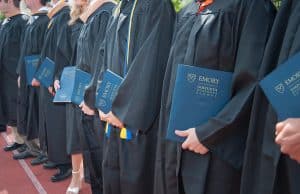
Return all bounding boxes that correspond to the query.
[111,107,138,134]
[195,120,222,148]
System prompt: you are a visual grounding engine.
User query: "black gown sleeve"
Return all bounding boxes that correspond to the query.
[111,1,175,133]
[16,28,27,76]
[54,23,72,81]
[4,17,27,77]
[194,0,276,168]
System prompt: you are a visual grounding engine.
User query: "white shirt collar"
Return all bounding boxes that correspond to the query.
[38,6,49,12]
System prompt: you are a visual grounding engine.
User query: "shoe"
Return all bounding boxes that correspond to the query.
[31,154,48,166]
[51,167,72,182]
[43,161,57,169]
[17,144,27,153]
[4,143,24,152]
[66,170,82,194]
[66,187,80,194]
[13,150,35,160]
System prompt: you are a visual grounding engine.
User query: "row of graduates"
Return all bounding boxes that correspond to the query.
[1,0,300,194]
[0,0,116,193]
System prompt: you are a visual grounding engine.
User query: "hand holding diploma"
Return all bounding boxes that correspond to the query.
[48,86,55,96]
[54,80,60,92]
[31,78,40,87]
[275,118,300,163]
[175,128,209,155]
[99,111,124,129]
[79,101,95,116]
[17,76,21,89]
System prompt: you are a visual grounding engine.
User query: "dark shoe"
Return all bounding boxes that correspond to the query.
[4,143,24,152]
[17,144,27,153]
[43,161,57,169]
[51,167,72,182]
[13,150,35,160]
[31,154,48,166]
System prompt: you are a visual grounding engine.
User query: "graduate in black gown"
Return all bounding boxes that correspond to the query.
[31,0,72,182]
[97,0,174,193]
[13,0,49,162]
[0,20,6,133]
[240,0,300,193]
[0,0,28,152]
[0,19,5,133]
[72,0,115,193]
[0,17,5,133]
[52,0,85,192]
[0,18,6,133]
[154,0,276,194]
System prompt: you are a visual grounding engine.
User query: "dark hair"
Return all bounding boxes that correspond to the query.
[12,0,21,8]
[40,0,49,6]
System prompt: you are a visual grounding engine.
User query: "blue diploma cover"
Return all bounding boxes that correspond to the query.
[34,57,55,88]
[24,55,40,85]
[260,52,300,120]
[166,64,233,142]
[53,66,92,105]
[95,70,123,114]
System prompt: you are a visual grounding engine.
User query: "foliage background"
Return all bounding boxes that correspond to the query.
[172,0,282,12]
[0,0,284,24]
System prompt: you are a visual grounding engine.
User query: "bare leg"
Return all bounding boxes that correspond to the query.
[11,126,24,144]
[66,153,83,194]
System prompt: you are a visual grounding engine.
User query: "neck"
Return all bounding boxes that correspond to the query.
[31,5,43,14]
[80,0,115,23]
[6,10,20,18]
[47,1,67,19]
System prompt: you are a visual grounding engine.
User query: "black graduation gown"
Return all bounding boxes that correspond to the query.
[54,18,83,156]
[81,2,115,110]
[0,19,6,130]
[154,1,276,194]
[0,14,28,127]
[0,18,6,130]
[16,12,49,140]
[74,2,115,193]
[101,0,174,194]
[240,0,300,194]
[38,6,71,164]
[0,19,5,131]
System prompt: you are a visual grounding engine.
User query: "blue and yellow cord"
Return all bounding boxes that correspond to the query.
[104,0,139,140]
[105,123,133,140]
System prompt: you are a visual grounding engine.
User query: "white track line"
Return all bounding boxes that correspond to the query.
[1,132,47,194]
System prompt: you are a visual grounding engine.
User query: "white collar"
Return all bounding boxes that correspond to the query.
[38,6,49,12]
[2,18,10,25]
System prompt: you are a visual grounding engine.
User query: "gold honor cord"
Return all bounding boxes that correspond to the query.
[126,0,138,65]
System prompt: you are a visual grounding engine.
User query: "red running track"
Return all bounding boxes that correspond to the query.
[0,131,91,194]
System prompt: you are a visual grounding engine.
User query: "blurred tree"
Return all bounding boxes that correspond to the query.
[172,0,192,12]
[272,0,281,8]
[0,12,4,22]
[171,0,282,12]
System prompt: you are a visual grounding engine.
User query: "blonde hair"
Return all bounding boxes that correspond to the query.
[68,1,87,25]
